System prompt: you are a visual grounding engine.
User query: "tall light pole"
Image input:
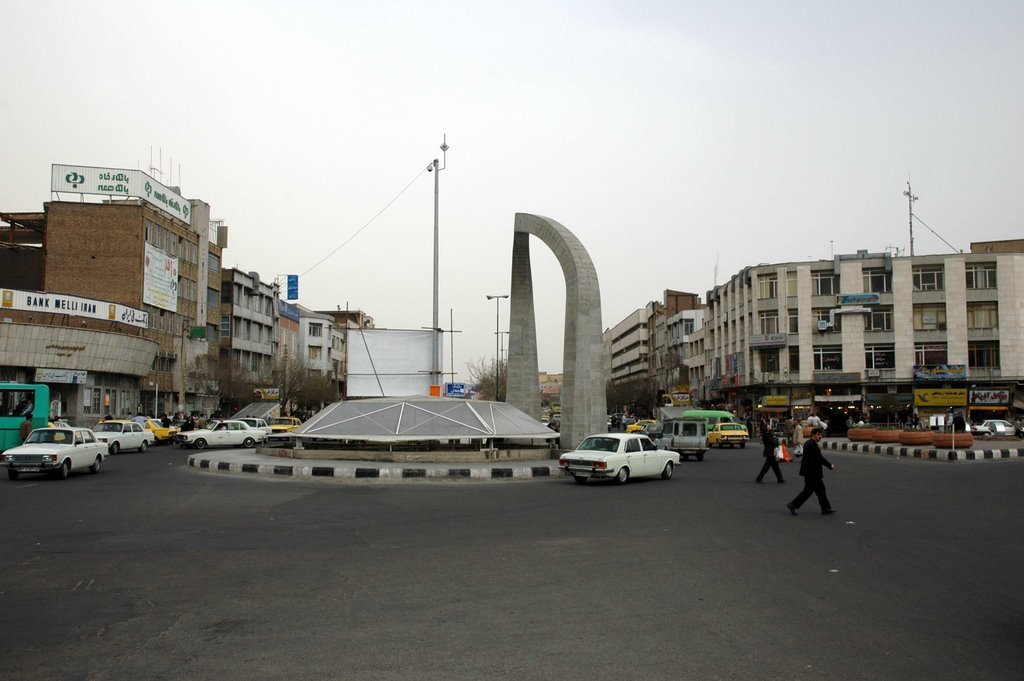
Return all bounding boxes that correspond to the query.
[486,294,508,400]
[903,180,918,257]
[429,136,449,388]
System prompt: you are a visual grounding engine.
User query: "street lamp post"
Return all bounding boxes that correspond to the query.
[486,294,508,400]
[429,136,449,387]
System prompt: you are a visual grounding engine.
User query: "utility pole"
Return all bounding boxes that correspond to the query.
[429,136,449,388]
[903,181,918,257]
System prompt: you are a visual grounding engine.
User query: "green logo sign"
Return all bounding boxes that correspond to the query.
[144,181,152,197]
[65,172,85,188]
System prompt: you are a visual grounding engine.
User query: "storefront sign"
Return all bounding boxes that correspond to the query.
[253,388,280,400]
[35,368,88,384]
[1,288,149,328]
[762,395,789,406]
[915,388,968,407]
[51,164,191,225]
[749,333,787,349]
[969,388,1010,406]
[838,293,880,305]
[812,372,860,383]
[913,364,967,381]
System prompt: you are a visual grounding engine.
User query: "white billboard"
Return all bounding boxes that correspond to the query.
[1,288,149,328]
[346,329,439,397]
[51,164,192,225]
[143,243,178,312]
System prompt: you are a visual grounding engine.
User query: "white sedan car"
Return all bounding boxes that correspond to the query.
[2,427,107,480]
[93,419,156,454]
[174,420,263,450]
[558,433,678,484]
[236,418,271,442]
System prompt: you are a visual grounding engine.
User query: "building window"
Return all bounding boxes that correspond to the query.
[309,322,323,338]
[914,343,947,365]
[968,342,1000,368]
[788,309,799,333]
[789,346,799,371]
[813,345,843,371]
[812,271,837,296]
[758,275,778,300]
[207,287,219,310]
[208,252,221,274]
[967,302,998,329]
[759,311,779,334]
[865,306,893,331]
[308,345,322,360]
[965,263,996,289]
[760,349,779,373]
[862,268,891,293]
[913,266,944,291]
[220,315,231,338]
[865,344,895,369]
[913,303,946,331]
[786,271,798,297]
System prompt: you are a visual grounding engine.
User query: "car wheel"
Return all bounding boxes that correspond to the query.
[89,456,102,474]
[138,440,148,453]
[614,466,630,484]
[696,452,705,462]
[108,441,120,455]
[572,475,588,484]
[242,437,255,449]
[55,460,71,480]
[7,469,19,480]
[194,438,208,450]
[661,461,674,480]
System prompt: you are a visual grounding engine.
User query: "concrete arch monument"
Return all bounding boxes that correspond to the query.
[506,213,606,449]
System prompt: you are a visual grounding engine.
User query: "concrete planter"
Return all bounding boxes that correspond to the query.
[871,429,902,444]
[931,433,975,449]
[897,431,934,446]
[846,429,876,442]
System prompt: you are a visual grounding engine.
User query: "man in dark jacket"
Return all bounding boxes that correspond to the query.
[755,419,785,483]
[786,427,835,515]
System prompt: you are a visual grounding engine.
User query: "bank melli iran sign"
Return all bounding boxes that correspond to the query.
[2,288,149,328]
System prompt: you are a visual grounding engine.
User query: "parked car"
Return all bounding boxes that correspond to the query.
[237,418,271,442]
[706,422,749,448]
[174,420,263,449]
[93,419,155,454]
[2,427,106,480]
[268,417,302,434]
[971,419,1019,437]
[143,419,179,443]
[558,432,677,484]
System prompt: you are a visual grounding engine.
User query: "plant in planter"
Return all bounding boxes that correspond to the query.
[846,426,876,442]
[897,429,934,446]
[870,427,901,444]
[932,432,974,449]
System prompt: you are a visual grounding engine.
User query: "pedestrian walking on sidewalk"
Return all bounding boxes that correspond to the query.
[755,419,786,484]
[787,427,836,515]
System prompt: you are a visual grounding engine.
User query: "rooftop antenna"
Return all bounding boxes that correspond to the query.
[903,180,918,256]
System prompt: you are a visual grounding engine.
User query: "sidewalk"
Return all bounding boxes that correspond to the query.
[187,450,562,482]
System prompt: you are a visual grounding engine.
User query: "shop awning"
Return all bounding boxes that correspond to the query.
[814,395,862,403]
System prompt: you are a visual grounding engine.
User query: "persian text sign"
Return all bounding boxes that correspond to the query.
[970,389,1010,405]
[143,243,178,312]
[913,364,967,381]
[36,368,88,384]
[51,164,191,224]
[1,288,149,328]
[915,389,968,407]
[763,395,790,406]
[838,293,880,305]
[749,333,787,348]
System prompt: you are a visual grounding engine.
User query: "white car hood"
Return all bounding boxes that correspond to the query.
[4,443,68,457]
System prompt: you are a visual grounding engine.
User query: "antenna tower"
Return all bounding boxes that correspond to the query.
[903,181,918,257]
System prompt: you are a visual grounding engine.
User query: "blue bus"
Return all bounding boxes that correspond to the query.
[0,383,51,452]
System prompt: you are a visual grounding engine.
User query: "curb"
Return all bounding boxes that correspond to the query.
[187,455,560,482]
[822,440,1024,462]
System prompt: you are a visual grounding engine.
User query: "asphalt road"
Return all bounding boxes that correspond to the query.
[1,444,1023,681]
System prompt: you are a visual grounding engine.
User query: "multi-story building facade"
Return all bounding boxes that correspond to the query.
[701,246,1024,428]
[0,166,225,422]
[219,268,278,380]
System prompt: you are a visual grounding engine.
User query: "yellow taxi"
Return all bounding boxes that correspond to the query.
[268,416,302,433]
[625,419,657,433]
[706,422,749,448]
[144,419,179,443]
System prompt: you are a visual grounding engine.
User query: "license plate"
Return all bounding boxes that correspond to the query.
[571,469,590,477]
[20,467,40,472]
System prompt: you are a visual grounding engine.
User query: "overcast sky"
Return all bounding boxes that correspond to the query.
[3,1,1021,379]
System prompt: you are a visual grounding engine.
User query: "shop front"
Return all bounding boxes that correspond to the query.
[812,372,862,434]
[968,387,1011,422]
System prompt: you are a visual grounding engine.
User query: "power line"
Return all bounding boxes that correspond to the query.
[912,213,962,254]
[300,165,431,277]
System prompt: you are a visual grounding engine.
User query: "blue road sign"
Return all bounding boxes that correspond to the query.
[445,383,467,398]
[286,274,299,300]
